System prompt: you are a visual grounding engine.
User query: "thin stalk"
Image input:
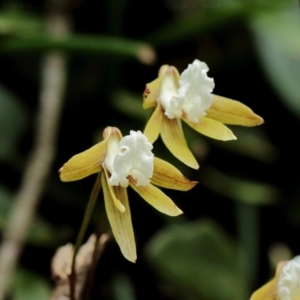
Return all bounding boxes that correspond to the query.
[0,1,70,298]
[69,172,102,300]
[235,202,260,296]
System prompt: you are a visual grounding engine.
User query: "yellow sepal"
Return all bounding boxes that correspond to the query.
[143,77,162,109]
[129,177,183,216]
[206,95,264,126]
[144,103,163,144]
[160,116,199,170]
[151,157,198,191]
[101,172,136,263]
[59,140,107,182]
[182,116,237,141]
[250,278,277,300]
[250,261,286,300]
[103,166,126,213]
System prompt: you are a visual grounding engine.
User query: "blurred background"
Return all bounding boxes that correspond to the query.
[0,0,299,299]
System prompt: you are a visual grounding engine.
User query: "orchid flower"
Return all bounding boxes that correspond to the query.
[59,127,197,262]
[143,59,264,169]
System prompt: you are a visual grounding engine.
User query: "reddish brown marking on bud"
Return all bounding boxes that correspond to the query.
[143,88,151,99]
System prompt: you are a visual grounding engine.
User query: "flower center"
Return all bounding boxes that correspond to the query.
[107,130,154,188]
[159,59,215,123]
[278,256,300,300]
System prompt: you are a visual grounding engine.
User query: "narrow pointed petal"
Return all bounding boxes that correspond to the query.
[59,140,107,182]
[160,116,199,169]
[206,95,264,126]
[129,178,183,216]
[183,116,237,141]
[250,278,277,300]
[151,157,198,191]
[103,166,126,213]
[101,172,136,263]
[144,103,163,143]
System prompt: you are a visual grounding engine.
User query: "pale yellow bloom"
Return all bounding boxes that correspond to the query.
[143,59,264,169]
[250,257,300,300]
[59,127,197,262]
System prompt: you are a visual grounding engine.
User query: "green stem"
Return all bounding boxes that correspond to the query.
[69,172,102,300]
[235,202,259,296]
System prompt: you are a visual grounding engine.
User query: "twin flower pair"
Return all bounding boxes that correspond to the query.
[59,59,263,263]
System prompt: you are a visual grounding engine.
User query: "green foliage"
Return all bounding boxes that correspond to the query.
[11,268,51,300]
[201,167,279,205]
[112,90,149,121]
[0,8,43,35]
[0,84,27,161]
[146,0,292,46]
[112,273,136,300]
[1,34,155,63]
[212,127,278,164]
[0,7,155,63]
[251,6,300,117]
[146,219,249,300]
[0,184,71,246]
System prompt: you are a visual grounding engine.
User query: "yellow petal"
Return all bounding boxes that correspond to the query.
[101,172,136,263]
[103,166,126,213]
[144,103,163,143]
[250,261,285,300]
[129,178,183,216]
[143,77,162,109]
[158,64,170,77]
[170,65,181,83]
[206,95,264,126]
[160,116,199,169]
[183,116,237,141]
[59,140,107,182]
[143,65,180,110]
[250,278,277,300]
[151,157,198,191]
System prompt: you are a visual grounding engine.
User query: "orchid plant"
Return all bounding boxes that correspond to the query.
[59,59,264,262]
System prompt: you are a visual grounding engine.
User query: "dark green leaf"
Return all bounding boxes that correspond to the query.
[201,167,279,205]
[146,0,292,46]
[0,8,43,35]
[0,84,27,161]
[146,219,249,300]
[112,90,149,121]
[212,127,278,164]
[251,6,300,117]
[12,268,51,300]
[0,34,156,64]
[0,185,71,246]
[112,273,136,300]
